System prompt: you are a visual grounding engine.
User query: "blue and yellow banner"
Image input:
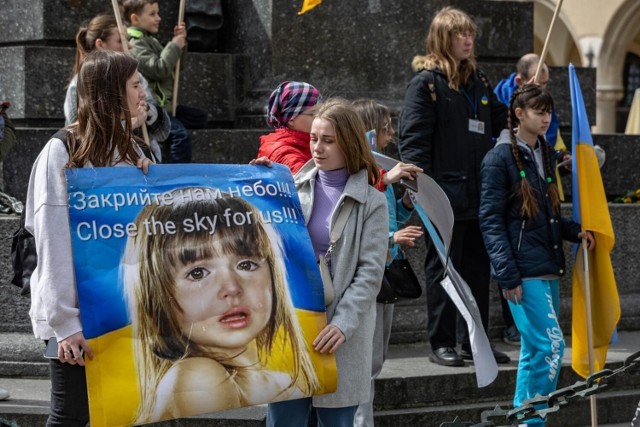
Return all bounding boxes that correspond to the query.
[66,163,337,426]
[568,64,620,378]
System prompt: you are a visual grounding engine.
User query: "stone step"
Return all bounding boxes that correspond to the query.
[1,388,636,427]
[0,46,243,123]
[373,389,640,427]
[0,331,638,426]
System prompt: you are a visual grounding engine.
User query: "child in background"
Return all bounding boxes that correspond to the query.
[64,14,169,163]
[352,99,422,427]
[479,84,595,426]
[258,81,322,175]
[122,0,208,164]
[122,189,319,424]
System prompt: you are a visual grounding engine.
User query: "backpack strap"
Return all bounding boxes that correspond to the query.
[51,128,70,152]
[476,69,492,91]
[422,70,437,103]
[327,198,356,255]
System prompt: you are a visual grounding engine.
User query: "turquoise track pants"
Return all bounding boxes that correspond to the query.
[508,278,564,427]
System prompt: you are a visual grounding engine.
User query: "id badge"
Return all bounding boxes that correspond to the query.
[468,119,485,134]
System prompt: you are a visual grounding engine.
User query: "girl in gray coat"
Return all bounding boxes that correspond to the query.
[266,98,389,426]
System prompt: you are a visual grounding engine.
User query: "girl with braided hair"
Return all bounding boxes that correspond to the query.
[478,84,595,425]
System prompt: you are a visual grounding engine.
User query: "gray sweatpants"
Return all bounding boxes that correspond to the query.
[353,303,394,427]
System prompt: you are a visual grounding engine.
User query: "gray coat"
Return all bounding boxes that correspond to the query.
[295,162,389,408]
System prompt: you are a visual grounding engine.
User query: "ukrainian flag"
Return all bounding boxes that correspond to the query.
[569,64,620,378]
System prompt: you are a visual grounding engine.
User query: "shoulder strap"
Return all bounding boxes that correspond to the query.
[329,198,355,247]
[476,69,492,91]
[423,70,437,103]
[52,129,70,152]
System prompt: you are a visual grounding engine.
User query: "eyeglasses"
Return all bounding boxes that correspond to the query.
[454,31,475,40]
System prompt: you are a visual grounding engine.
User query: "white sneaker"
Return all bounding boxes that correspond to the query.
[0,388,10,400]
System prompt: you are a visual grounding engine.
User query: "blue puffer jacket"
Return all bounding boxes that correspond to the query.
[479,129,582,290]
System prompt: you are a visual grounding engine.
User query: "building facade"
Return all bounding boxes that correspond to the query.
[504,0,640,132]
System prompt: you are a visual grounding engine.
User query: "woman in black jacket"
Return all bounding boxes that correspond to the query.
[479,85,594,421]
[398,6,508,367]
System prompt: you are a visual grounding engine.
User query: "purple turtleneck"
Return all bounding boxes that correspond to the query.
[307,168,349,259]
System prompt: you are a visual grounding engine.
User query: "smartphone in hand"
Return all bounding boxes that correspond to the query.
[44,337,84,359]
[44,338,59,359]
[399,177,418,193]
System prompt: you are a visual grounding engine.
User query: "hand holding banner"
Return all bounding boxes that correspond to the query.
[66,164,337,426]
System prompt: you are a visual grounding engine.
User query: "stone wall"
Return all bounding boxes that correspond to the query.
[0,0,239,122]
[0,0,596,126]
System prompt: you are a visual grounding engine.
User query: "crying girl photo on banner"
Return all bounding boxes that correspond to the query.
[65,163,338,427]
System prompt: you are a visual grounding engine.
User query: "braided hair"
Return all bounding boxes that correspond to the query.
[508,84,560,218]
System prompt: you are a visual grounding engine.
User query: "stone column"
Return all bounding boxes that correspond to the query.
[595,86,624,134]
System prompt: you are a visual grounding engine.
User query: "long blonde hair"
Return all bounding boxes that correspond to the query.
[412,6,477,89]
[122,188,319,422]
[315,98,380,185]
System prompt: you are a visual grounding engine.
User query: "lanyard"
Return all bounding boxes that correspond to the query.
[462,88,478,119]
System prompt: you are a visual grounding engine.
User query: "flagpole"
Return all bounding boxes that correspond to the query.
[172,0,187,117]
[534,0,564,83]
[111,0,151,149]
[582,236,598,426]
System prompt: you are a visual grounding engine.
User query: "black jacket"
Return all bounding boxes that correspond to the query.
[398,68,507,220]
[478,131,582,290]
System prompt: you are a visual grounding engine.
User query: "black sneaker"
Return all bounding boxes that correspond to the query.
[503,325,521,346]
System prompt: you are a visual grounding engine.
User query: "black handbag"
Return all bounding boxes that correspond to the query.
[377,256,422,304]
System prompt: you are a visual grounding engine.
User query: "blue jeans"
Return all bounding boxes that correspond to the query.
[509,279,564,427]
[267,398,357,427]
[47,356,89,427]
[165,104,208,163]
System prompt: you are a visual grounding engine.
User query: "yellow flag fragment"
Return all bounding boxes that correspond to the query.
[299,0,322,15]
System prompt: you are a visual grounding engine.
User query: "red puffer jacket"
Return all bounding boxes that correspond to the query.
[258,128,311,174]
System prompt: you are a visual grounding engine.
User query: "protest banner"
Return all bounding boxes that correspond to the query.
[66,163,337,426]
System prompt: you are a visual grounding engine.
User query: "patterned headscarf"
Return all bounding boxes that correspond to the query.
[267,81,322,128]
